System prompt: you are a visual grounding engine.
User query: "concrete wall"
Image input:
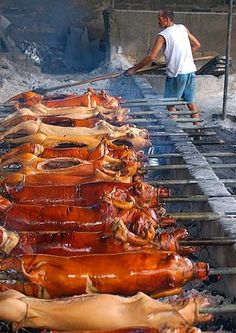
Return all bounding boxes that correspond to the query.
[104,10,236,66]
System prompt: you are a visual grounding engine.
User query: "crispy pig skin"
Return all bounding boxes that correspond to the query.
[0,252,209,298]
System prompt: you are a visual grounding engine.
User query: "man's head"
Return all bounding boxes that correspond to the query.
[158,9,174,29]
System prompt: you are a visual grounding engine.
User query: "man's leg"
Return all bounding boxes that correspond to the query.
[164,76,185,120]
[167,105,177,119]
[183,73,200,126]
[187,102,201,125]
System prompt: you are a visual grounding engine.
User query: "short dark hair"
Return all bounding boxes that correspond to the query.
[159,9,174,21]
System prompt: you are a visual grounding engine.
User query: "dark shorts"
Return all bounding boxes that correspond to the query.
[164,72,196,103]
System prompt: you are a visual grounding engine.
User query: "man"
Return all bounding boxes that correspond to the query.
[127,9,201,121]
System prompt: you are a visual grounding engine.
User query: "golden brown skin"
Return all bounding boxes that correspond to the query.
[0,252,209,298]
[0,140,142,162]
[2,177,169,207]
[1,152,141,179]
[0,225,191,257]
[6,88,122,109]
[0,290,212,331]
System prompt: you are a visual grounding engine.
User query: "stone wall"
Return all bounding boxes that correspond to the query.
[0,1,234,72]
[104,10,236,66]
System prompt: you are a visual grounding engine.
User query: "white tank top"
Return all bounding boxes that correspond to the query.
[158,24,196,77]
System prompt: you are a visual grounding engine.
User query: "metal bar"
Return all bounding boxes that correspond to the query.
[146,125,218,130]
[200,304,236,314]
[129,111,159,116]
[222,0,233,120]
[166,212,224,220]
[190,139,225,145]
[162,195,226,203]
[148,179,236,186]
[149,132,188,137]
[166,111,199,116]
[122,98,184,103]
[148,153,183,158]
[147,140,224,145]
[127,118,158,123]
[180,238,236,246]
[148,152,236,158]
[175,118,203,123]
[122,101,188,107]
[144,163,236,171]
[129,111,199,116]
[209,267,236,275]
[182,125,219,129]
[187,132,216,137]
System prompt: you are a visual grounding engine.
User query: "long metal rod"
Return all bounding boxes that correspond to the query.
[147,139,224,145]
[148,132,188,137]
[146,125,218,130]
[174,118,203,123]
[186,140,224,145]
[123,101,188,107]
[162,195,236,203]
[200,304,236,314]
[209,267,236,275]
[129,111,199,116]
[180,238,236,246]
[144,163,236,171]
[222,0,233,120]
[149,179,236,185]
[148,152,236,158]
[122,97,184,103]
[166,212,227,221]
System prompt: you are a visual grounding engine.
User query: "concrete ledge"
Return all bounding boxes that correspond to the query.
[130,74,236,297]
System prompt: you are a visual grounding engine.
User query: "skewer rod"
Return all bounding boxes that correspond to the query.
[149,179,236,185]
[122,101,187,107]
[175,118,203,123]
[148,152,235,158]
[129,111,199,116]
[180,238,236,246]
[122,98,184,103]
[167,212,224,220]
[209,267,236,275]
[145,163,236,171]
[200,304,236,314]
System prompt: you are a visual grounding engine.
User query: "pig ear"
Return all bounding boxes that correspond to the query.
[85,275,99,294]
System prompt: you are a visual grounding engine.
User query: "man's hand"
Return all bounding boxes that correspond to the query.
[126,67,137,76]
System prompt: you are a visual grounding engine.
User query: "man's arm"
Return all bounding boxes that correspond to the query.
[127,35,165,75]
[187,29,201,53]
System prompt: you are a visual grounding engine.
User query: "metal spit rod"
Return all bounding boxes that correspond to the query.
[161,195,236,203]
[200,304,236,314]
[148,152,236,158]
[144,163,236,171]
[122,101,188,107]
[129,111,199,116]
[149,179,236,185]
[145,125,218,130]
[133,131,217,137]
[148,139,225,145]
[164,212,236,220]
[180,238,236,246]
[129,117,203,123]
[122,97,185,103]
